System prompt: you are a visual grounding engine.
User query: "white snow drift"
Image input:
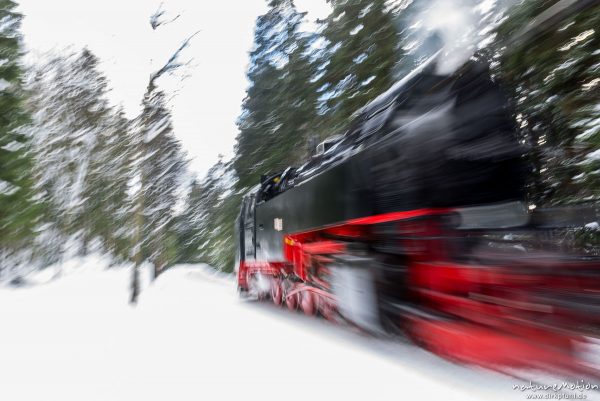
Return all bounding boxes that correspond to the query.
[1,256,597,401]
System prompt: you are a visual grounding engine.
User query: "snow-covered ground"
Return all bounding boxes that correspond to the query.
[0,256,597,401]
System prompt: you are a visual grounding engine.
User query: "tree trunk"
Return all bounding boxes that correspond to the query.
[130,193,144,304]
[130,261,140,304]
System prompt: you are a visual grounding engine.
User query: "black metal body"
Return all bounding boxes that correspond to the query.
[237,60,527,263]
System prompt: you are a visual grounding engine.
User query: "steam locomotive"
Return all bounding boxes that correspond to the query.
[235,56,600,375]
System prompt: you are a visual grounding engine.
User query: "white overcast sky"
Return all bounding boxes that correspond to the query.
[17,0,331,178]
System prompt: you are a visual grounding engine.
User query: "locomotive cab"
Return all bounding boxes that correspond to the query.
[235,189,258,286]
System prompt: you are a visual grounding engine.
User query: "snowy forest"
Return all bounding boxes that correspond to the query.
[1,0,599,287]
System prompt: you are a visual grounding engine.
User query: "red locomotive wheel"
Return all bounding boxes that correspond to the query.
[301,291,316,316]
[271,281,283,306]
[286,292,299,311]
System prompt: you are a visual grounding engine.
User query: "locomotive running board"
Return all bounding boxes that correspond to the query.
[455,201,529,229]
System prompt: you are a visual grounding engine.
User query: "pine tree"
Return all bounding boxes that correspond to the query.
[137,89,187,279]
[234,0,320,190]
[129,4,196,302]
[494,1,600,205]
[173,178,206,263]
[178,159,239,272]
[0,0,41,275]
[82,108,134,261]
[26,49,128,261]
[316,0,398,137]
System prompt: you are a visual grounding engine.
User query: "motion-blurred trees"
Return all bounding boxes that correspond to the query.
[173,178,206,264]
[316,0,399,137]
[135,89,187,280]
[0,0,41,276]
[84,109,134,262]
[3,0,597,278]
[175,158,240,272]
[26,50,134,266]
[494,0,600,206]
[234,0,320,190]
[218,0,323,272]
[2,3,193,283]
[25,47,188,286]
[129,7,195,301]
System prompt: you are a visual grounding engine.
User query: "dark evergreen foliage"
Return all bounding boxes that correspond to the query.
[0,0,41,274]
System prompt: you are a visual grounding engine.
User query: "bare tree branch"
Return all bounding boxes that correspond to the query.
[148,31,201,92]
[150,3,181,30]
